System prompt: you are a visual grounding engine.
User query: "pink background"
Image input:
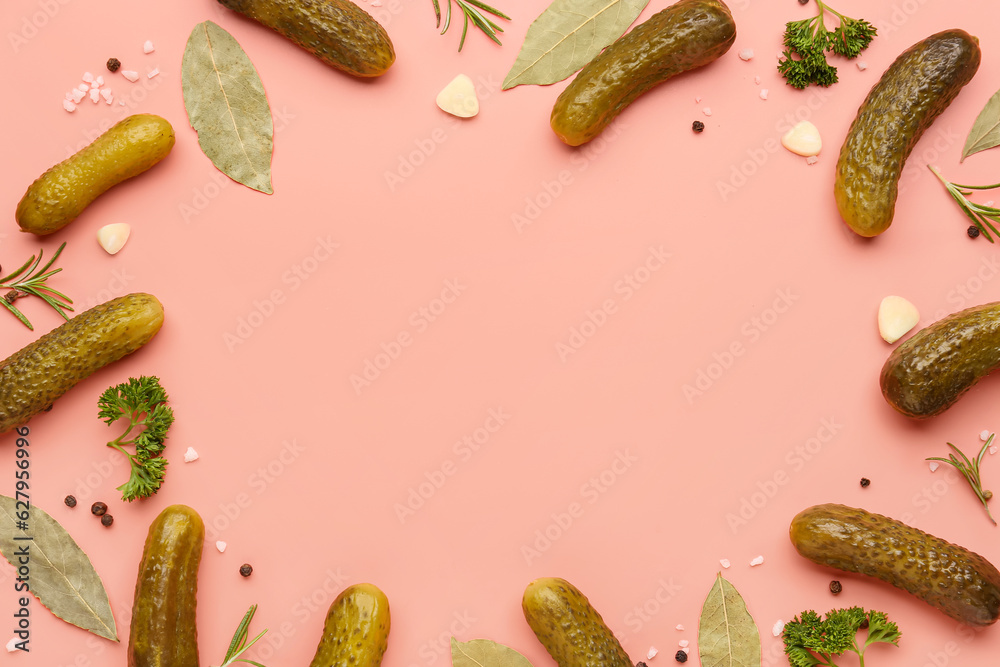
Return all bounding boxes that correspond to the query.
[2,0,1000,665]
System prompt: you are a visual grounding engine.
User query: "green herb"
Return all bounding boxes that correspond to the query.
[214,604,268,667]
[0,241,73,330]
[929,165,1000,242]
[98,376,174,502]
[432,0,510,51]
[927,433,996,525]
[777,1,876,89]
[783,607,900,667]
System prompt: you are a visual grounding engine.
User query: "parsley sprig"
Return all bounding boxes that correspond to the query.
[432,0,510,51]
[929,165,1000,242]
[927,433,996,526]
[213,604,268,667]
[98,376,174,502]
[778,1,877,89]
[783,607,901,667]
[0,241,73,330]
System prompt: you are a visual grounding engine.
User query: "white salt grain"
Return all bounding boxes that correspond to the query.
[147,68,159,79]
[101,88,113,103]
[62,99,76,112]
[78,83,89,91]
[992,446,998,455]
[71,88,86,103]
[122,70,139,82]
[90,88,100,103]
[96,75,104,86]
[5,637,19,652]
[739,48,754,61]
[806,156,819,165]
[216,541,227,552]
[694,96,702,103]
[678,640,689,648]
[702,107,712,117]
[82,71,94,83]
[772,620,785,637]
[720,558,731,568]
[184,447,200,462]
[754,75,761,84]
[371,0,382,5]
[929,461,940,472]
[981,430,992,441]
[675,624,685,631]
[143,40,155,54]
[90,79,100,89]
[647,647,658,659]
[759,88,769,100]
[857,61,868,71]
[750,555,765,566]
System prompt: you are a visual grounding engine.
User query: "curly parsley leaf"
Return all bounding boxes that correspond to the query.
[783,607,900,667]
[778,0,876,89]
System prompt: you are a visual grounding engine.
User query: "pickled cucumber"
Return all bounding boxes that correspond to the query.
[217,0,394,77]
[790,503,1000,626]
[835,29,980,237]
[880,301,1000,418]
[16,114,175,236]
[522,577,632,667]
[308,583,390,667]
[550,0,736,146]
[0,293,164,433]
[128,505,205,667]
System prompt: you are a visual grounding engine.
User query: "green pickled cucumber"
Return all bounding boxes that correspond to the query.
[835,29,980,237]
[16,114,175,236]
[308,583,391,667]
[217,0,394,77]
[550,0,736,146]
[522,577,631,667]
[790,503,1000,626]
[128,504,205,667]
[0,293,164,434]
[881,301,1000,418]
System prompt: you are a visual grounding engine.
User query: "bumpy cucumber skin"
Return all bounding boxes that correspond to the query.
[835,29,980,237]
[550,0,736,146]
[16,114,175,236]
[128,505,205,667]
[790,504,1000,626]
[0,293,163,434]
[308,583,391,667]
[522,577,632,667]
[217,0,394,77]
[880,301,1000,418]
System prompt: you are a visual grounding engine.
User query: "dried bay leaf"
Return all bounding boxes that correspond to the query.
[182,21,274,194]
[502,0,650,90]
[0,496,117,641]
[451,637,534,667]
[698,573,760,667]
[962,88,1000,161]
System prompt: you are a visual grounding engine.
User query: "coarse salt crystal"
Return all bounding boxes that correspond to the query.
[754,75,761,85]
[216,540,227,553]
[992,446,998,455]
[675,624,685,631]
[90,88,100,103]
[719,558,731,568]
[101,88,113,103]
[806,156,819,165]
[759,88,769,100]
[65,91,74,101]
[96,75,104,86]
[119,100,125,106]
[62,99,76,112]
[738,48,754,61]
[78,83,89,92]
[5,637,19,652]
[773,620,785,637]
[90,80,100,89]
[702,107,712,117]
[857,61,868,71]
[71,88,86,103]
[122,70,139,82]
[147,68,159,79]
[647,647,658,659]
[184,447,199,462]
[929,461,940,472]
[981,430,992,441]
[678,640,689,648]
[694,96,702,103]
[750,555,765,566]
[82,71,94,82]
[372,0,382,5]
[143,40,155,54]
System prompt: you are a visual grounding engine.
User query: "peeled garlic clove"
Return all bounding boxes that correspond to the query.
[97,223,131,254]
[436,74,478,118]
[878,295,920,343]
[781,120,822,157]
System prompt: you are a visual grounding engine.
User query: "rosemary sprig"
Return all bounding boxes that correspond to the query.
[927,433,996,526]
[432,0,510,51]
[929,165,1000,242]
[0,241,73,330]
[214,604,268,667]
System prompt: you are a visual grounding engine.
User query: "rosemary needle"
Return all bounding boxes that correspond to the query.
[0,241,73,330]
[927,433,996,526]
[929,165,1000,242]
[432,0,510,51]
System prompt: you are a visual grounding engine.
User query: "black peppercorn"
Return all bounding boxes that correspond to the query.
[101,514,114,527]
[860,477,871,488]
[798,0,809,4]
[675,649,689,663]
[64,495,77,508]
[239,563,253,577]
[969,225,981,238]
[692,120,705,133]
[860,617,869,630]
[91,501,108,516]
[637,663,648,667]
[107,57,121,73]
[830,580,842,594]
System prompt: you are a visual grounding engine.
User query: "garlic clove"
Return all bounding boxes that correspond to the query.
[436,74,479,118]
[878,295,920,343]
[97,223,131,255]
[781,120,822,157]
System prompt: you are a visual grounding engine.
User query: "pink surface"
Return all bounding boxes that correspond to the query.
[3,0,1000,665]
